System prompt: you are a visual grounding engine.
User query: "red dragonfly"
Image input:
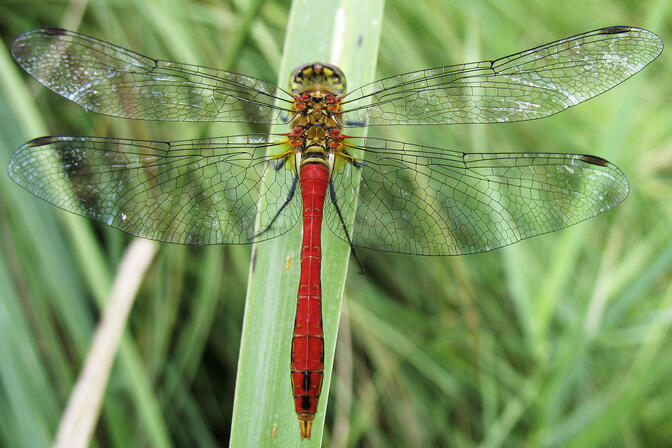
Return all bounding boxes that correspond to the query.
[9,26,662,439]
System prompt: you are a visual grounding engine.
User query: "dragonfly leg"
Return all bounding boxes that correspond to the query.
[271,157,287,170]
[341,149,363,168]
[328,180,365,274]
[249,175,298,241]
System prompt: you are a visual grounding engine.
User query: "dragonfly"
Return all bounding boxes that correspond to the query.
[8,26,662,439]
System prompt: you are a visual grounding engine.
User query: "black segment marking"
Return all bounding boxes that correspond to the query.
[301,395,311,410]
[302,371,310,391]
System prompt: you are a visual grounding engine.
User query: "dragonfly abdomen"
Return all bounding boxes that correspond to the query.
[291,162,329,439]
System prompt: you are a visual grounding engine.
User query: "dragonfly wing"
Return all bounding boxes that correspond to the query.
[11,28,292,123]
[341,26,662,126]
[325,138,628,255]
[8,135,300,245]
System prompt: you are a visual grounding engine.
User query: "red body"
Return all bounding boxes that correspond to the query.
[291,162,330,439]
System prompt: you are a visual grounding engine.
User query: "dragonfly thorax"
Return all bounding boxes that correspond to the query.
[288,64,348,171]
[287,121,346,172]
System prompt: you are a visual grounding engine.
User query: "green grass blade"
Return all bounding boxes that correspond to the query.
[230,0,384,445]
[0,253,54,447]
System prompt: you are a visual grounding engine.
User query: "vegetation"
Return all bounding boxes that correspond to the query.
[1,0,670,446]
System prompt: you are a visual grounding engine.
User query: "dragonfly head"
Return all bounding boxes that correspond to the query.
[290,63,346,96]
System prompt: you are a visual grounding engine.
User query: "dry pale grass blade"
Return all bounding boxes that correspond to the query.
[53,239,158,448]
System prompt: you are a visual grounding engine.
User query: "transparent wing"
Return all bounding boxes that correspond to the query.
[8,135,300,245]
[11,28,293,123]
[326,138,628,255]
[341,26,663,126]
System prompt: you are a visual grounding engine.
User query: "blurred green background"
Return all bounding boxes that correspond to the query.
[1,0,671,446]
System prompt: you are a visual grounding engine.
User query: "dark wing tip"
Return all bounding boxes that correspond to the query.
[599,26,632,35]
[26,136,60,147]
[41,27,68,35]
[597,26,663,57]
[581,154,610,167]
[13,27,67,43]
[12,27,68,56]
[9,137,60,178]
